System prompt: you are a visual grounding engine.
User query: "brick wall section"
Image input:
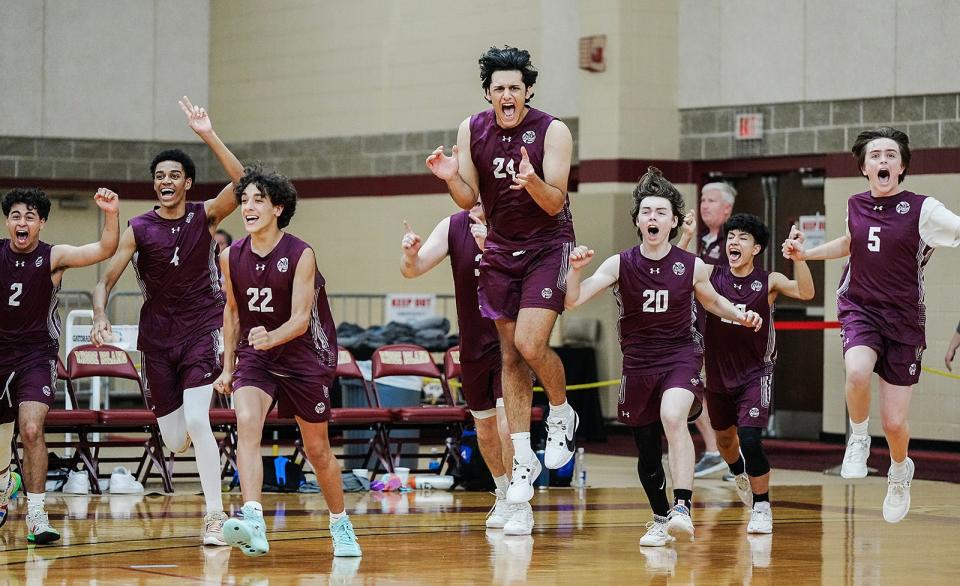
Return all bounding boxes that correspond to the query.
[680,94,960,160]
[0,119,579,182]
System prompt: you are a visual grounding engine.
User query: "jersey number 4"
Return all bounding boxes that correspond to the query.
[492,157,516,179]
[7,283,23,307]
[246,287,274,313]
[642,289,668,313]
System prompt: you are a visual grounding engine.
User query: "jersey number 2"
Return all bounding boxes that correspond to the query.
[8,283,23,307]
[246,287,274,313]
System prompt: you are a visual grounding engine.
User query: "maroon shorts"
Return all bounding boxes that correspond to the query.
[233,352,333,423]
[459,351,502,413]
[840,315,924,386]
[478,242,574,321]
[617,364,704,428]
[706,372,773,430]
[0,354,58,424]
[141,329,222,417]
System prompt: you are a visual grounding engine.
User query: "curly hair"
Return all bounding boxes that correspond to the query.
[234,165,298,229]
[722,213,770,255]
[851,126,911,183]
[479,46,538,103]
[150,149,196,182]
[2,188,51,220]
[630,167,685,240]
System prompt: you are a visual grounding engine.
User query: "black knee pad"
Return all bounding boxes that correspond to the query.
[633,422,665,473]
[738,426,770,477]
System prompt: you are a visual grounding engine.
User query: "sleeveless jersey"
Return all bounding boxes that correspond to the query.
[129,202,223,351]
[447,211,500,362]
[704,266,775,389]
[470,107,575,250]
[0,240,59,358]
[615,245,702,374]
[837,190,932,346]
[229,233,336,377]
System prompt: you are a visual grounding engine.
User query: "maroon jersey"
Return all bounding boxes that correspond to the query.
[0,240,59,358]
[470,107,575,250]
[700,233,727,265]
[130,202,223,351]
[615,245,702,374]
[447,211,500,362]
[837,190,932,346]
[229,233,336,377]
[704,266,775,389]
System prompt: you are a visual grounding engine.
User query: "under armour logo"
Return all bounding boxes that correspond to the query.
[649,267,660,274]
[256,263,266,271]
[733,283,742,290]
[873,205,884,211]
[171,226,181,234]
[501,136,512,142]
[621,411,630,418]
[14,260,25,267]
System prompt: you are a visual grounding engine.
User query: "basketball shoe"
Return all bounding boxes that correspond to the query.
[0,471,21,529]
[224,504,269,556]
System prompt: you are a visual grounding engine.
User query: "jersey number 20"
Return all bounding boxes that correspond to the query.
[642,289,668,313]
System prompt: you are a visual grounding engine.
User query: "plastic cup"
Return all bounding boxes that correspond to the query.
[395,467,410,484]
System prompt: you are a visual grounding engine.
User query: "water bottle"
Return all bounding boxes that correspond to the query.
[572,448,586,488]
[428,447,442,472]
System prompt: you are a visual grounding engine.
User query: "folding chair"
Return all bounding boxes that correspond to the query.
[67,343,174,493]
[371,344,468,473]
[330,346,394,473]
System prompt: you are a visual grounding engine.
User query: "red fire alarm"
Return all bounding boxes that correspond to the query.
[579,35,606,72]
[735,113,764,140]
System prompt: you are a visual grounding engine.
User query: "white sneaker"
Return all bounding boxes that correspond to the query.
[109,466,144,494]
[485,489,512,529]
[666,504,695,542]
[203,511,229,546]
[639,515,674,547]
[639,543,677,574]
[747,501,773,533]
[734,473,753,508]
[26,507,61,544]
[882,457,914,523]
[544,407,579,469]
[505,455,541,504]
[63,470,90,494]
[502,503,534,535]
[840,434,871,478]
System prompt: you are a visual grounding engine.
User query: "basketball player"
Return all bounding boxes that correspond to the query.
[704,213,814,534]
[564,168,762,547]
[214,166,361,558]
[783,127,960,523]
[1,186,120,543]
[400,203,526,533]
[425,46,578,509]
[91,97,242,544]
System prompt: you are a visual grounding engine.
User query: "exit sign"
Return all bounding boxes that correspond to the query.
[735,113,764,140]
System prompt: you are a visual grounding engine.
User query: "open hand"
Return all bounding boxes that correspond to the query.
[425,145,460,181]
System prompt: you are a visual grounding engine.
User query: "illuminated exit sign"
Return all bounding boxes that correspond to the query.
[735,113,764,140]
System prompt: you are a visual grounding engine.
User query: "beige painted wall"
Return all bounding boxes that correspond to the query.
[821,175,960,441]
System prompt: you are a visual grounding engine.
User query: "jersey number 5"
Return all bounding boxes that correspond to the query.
[246,287,274,313]
[867,226,880,252]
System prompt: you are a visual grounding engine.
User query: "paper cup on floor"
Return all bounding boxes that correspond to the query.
[395,467,410,484]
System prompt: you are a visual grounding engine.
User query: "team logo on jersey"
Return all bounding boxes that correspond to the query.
[33,257,42,267]
[690,377,700,386]
[277,257,289,273]
[541,288,553,299]
[522,130,536,144]
[650,267,660,274]
[42,385,52,397]
[909,363,917,376]
[185,211,195,223]
[14,260,24,267]
[751,280,762,291]
[672,262,685,276]
[256,263,266,271]
[315,402,326,414]
[749,407,760,418]
[896,201,911,215]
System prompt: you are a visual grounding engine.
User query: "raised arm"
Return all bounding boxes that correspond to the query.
[693,258,762,330]
[51,188,120,271]
[677,210,696,252]
[565,247,619,310]
[770,225,815,302]
[177,96,243,226]
[787,232,850,261]
[214,247,238,395]
[400,218,450,278]
[90,226,137,346]
[426,117,480,210]
[247,248,317,351]
[510,120,572,216]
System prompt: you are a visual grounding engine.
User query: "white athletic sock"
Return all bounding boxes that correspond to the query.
[702,451,720,457]
[511,432,534,463]
[26,492,45,510]
[493,474,509,494]
[549,400,572,418]
[889,457,909,480]
[850,418,869,436]
[329,510,346,523]
[184,385,225,514]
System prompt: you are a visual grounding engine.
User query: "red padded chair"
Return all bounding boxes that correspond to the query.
[371,344,467,472]
[330,346,394,473]
[442,345,544,423]
[67,344,174,493]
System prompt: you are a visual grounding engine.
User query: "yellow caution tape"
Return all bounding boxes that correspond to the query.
[921,365,960,381]
[449,378,621,392]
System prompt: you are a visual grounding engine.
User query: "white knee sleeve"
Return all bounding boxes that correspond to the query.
[183,384,214,436]
[156,408,191,453]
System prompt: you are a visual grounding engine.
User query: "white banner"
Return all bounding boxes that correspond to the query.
[798,213,826,249]
[384,293,437,324]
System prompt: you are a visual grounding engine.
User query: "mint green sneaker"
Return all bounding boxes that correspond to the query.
[0,471,22,529]
[330,515,362,557]
[223,505,269,557]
